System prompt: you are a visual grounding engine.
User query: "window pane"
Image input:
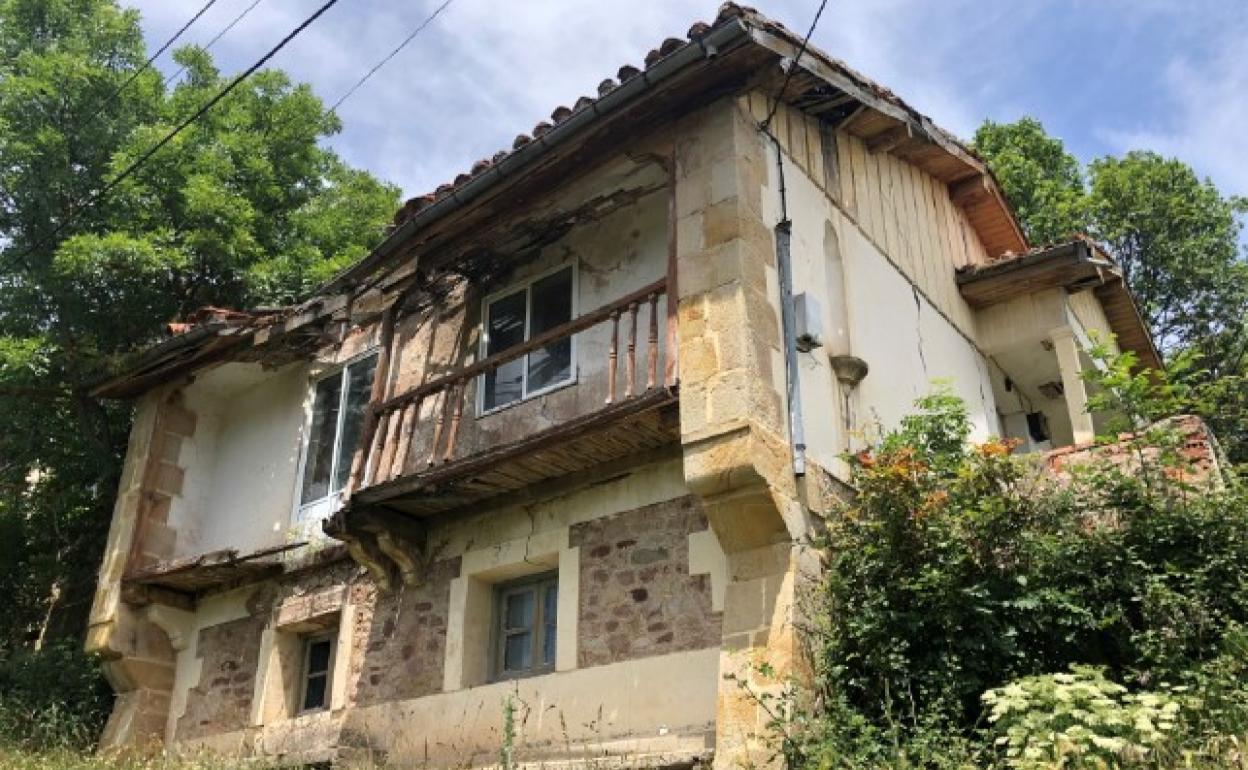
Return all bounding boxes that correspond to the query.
[307,639,332,675]
[527,268,573,392]
[332,354,377,492]
[505,589,534,631]
[483,290,527,410]
[542,583,558,666]
[503,632,532,672]
[300,375,342,504]
[302,674,327,711]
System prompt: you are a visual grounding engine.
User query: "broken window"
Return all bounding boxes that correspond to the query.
[297,352,377,525]
[299,635,335,713]
[481,265,575,412]
[493,572,558,680]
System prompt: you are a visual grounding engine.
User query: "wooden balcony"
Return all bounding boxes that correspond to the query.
[338,278,679,520]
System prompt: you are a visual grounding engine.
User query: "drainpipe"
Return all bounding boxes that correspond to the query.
[761,128,806,477]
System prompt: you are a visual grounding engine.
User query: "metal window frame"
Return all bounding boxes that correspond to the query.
[292,348,379,522]
[478,262,579,416]
[490,571,559,682]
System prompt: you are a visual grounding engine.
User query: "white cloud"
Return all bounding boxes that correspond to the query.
[1100,38,1248,197]
[121,0,991,198]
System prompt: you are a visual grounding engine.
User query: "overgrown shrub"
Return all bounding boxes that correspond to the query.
[0,642,112,752]
[792,365,1248,768]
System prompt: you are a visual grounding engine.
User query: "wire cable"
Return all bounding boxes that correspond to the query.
[83,0,220,126]
[162,0,268,89]
[8,0,342,268]
[760,0,830,131]
[328,0,456,114]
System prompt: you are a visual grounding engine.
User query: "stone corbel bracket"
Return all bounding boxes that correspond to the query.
[323,504,430,590]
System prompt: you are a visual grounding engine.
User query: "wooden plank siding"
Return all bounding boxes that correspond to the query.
[745,99,988,338]
[737,95,994,337]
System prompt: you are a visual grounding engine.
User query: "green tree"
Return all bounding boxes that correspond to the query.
[972,117,1087,245]
[0,0,399,650]
[1087,151,1248,356]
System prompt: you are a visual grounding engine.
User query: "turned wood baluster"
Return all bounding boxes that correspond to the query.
[605,310,620,404]
[646,292,659,390]
[427,387,446,466]
[625,301,638,398]
[389,400,418,481]
[442,380,467,463]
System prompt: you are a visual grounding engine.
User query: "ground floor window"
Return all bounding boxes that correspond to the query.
[493,572,558,680]
[299,635,335,713]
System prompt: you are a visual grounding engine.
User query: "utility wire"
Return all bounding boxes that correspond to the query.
[760,0,830,131]
[162,0,268,89]
[9,0,342,269]
[83,0,220,126]
[329,0,456,114]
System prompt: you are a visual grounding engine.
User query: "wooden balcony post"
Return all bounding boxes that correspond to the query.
[389,400,419,481]
[646,292,659,390]
[665,150,679,387]
[606,310,620,404]
[427,386,446,467]
[347,304,396,496]
[443,380,467,463]
[625,301,638,398]
[375,409,402,484]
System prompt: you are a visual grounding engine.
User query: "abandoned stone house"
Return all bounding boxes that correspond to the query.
[84,4,1162,768]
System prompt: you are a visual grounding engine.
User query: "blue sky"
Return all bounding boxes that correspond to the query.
[123,0,1248,209]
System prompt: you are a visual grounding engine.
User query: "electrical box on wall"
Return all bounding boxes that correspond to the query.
[793,292,823,352]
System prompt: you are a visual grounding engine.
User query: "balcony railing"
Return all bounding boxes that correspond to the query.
[346,278,673,499]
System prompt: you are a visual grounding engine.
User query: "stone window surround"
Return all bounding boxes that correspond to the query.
[443,527,580,691]
[251,585,355,727]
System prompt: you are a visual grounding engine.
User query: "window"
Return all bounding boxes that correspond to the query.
[481,265,576,412]
[493,572,558,680]
[296,352,378,524]
[299,635,335,713]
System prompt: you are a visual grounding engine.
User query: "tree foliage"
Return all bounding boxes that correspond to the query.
[972,118,1086,246]
[794,381,1248,768]
[973,117,1248,464]
[0,0,399,650]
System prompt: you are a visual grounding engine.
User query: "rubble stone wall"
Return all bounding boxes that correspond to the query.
[571,495,720,667]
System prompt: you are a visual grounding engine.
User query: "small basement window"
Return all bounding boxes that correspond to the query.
[480,265,576,413]
[493,572,558,680]
[296,352,378,525]
[299,635,335,713]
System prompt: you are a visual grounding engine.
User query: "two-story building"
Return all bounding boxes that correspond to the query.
[84,4,1159,767]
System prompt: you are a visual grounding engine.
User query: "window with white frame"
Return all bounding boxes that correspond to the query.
[296,352,377,525]
[492,572,558,680]
[480,265,576,413]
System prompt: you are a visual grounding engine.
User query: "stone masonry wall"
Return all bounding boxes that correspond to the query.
[349,556,461,706]
[177,610,267,740]
[570,495,721,667]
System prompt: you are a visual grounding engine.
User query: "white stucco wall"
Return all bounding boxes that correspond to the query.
[177,363,307,558]
[758,134,998,474]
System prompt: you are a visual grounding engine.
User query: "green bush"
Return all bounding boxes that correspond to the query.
[0,642,112,752]
[791,375,1248,768]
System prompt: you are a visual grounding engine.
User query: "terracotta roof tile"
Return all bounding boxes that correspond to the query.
[386,3,763,229]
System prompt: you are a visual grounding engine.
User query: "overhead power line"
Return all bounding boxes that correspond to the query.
[10,0,342,269]
[84,0,220,126]
[162,0,268,89]
[761,0,830,131]
[329,0,456,114]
